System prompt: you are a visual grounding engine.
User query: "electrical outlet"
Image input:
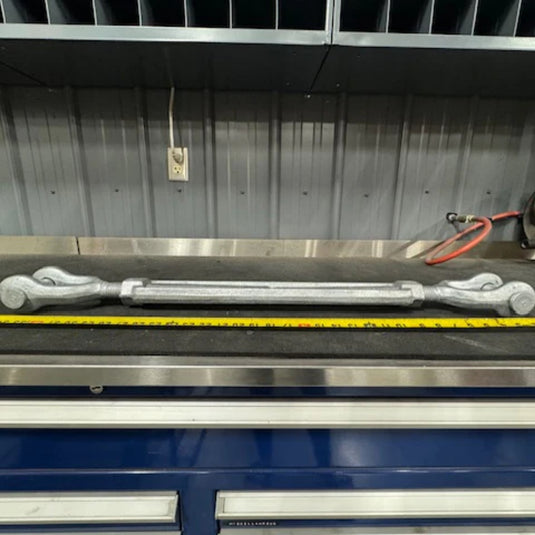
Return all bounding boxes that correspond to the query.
[168,147,189,181]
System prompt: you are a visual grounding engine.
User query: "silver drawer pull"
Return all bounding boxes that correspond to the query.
[1,400,535,428]
[0,492,178,525]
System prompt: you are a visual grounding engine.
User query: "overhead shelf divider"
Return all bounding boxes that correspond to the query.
[233,0,276,29]
[93,0,140,26]
[2,0,48,23]
[185,0,230,28]
[389,0,434,33]
[279,0,327,30]
[337,0,530,36]
[47,0,95,24]
[474,0,521,36]
[138,0,185,27]
[339,0,390,32]
[431,0,478,34]
[515,0,535,36]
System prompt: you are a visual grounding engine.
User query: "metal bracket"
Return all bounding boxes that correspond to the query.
[522,192,535,249]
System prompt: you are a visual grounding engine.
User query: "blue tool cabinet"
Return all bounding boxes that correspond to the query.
[2,387,535,535]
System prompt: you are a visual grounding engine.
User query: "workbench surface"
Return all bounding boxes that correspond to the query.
[0,255,533,360]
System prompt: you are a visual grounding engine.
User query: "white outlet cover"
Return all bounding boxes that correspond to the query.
[168,147,189,182]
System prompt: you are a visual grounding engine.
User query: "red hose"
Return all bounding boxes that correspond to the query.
[425,211,522,266]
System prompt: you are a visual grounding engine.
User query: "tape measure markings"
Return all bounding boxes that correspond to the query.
[0,315,533,329]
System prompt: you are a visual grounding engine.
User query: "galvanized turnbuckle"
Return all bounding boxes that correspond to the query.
[0,267,534,316]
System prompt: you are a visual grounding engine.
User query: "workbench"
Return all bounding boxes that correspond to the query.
[1,254,535,535]
[1,254,534,360]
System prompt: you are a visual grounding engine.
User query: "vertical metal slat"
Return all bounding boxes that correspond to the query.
[419,0,434,32]
[501,0,522,35]
[137,0,143,25]
[391,94,412,239]
[93,0,103,24]
[91,0,98,24]
[427,0,436,32]
[135,87,155,237]
[469,0,479,34]
[65,87,93,236]
[0,86,32,234]
[183,0,189,26]
[512,0,523,35]
[43,0,50,22]
[330,92,347,239]
[382,0,391,32]
[203,89,218,237]
[269,91,281,238]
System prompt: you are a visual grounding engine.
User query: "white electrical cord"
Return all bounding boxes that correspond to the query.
[169,86,175,148]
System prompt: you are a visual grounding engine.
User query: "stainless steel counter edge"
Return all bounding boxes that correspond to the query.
[2,355,535,387]
[0,236,533,259]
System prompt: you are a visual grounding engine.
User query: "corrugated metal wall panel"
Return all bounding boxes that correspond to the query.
[339,95,404,239]
[145,89,210,238]
[5,87,88,236]
[0,88,29,235]
[396,96,473,241]
[462,98,535,240]
[0,87,533,240]
[279,93,336,239]
[214,91,272,239]
[77,88,150,237]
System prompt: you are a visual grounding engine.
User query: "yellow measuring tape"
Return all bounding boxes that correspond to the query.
[0,315,534,329]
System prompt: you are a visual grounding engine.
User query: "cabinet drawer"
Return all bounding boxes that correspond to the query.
[217,489,535,520]
[0,491,178,526]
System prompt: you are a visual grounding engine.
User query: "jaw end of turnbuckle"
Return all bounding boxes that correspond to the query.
[438,273,504,291]
[0,275,38,312]
[32,266,103,286]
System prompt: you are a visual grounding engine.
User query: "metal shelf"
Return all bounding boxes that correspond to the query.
[0,0,330,31]
[336,0,534,37]
[0,0,331,89]
[322,0,535,96]
[0,0,533,45]
[0,0,534,93]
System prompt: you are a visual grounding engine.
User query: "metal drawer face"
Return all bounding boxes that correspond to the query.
[216,489,535,520]
[0,491,178,526]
